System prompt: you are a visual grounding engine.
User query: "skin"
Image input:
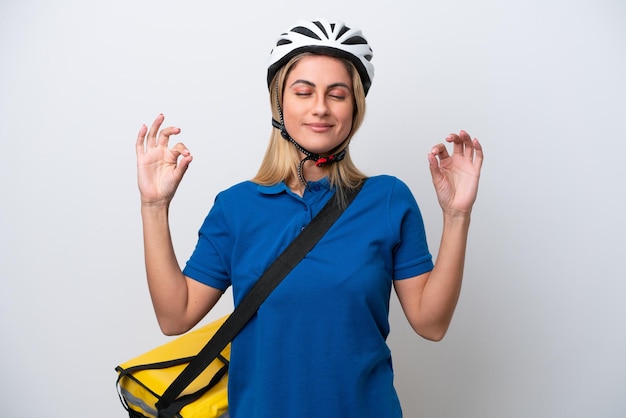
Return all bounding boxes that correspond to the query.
[395,130,483,341]
[136,55,484,339]
[282,55,354,191]
[136,117,222,335]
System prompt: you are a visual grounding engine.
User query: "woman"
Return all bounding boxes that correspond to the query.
[136,19,483,417]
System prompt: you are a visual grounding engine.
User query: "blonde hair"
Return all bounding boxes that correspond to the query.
[252,53,368,205]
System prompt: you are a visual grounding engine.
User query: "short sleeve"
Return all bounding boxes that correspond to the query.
[183,194,233,291]
[389,179,434,280]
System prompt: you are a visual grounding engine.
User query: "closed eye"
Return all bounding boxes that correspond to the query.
[328,83,351,100]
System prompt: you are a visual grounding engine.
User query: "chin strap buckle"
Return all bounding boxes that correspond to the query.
[316,149,347,167]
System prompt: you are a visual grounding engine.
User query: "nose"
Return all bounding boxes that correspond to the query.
[312,93,330,116]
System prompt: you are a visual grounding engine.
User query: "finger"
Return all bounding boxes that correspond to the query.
[427,152,444,183]
[147,114,165,147]
[446,131,471,157]
[459,130,475,160]
[170,142,191,159]
[158,126,182,147]
[430,143,450,161]
[136,124,148,155]
[170,143,193,177]
[456,132,483,164]
[174,154,193,177]
[445,133,463,156]
[472,138,484,167]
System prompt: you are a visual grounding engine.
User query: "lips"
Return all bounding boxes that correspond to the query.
[305,123,334,133]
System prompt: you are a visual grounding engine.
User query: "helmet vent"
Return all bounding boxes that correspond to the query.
[291,26,321,40]
[337,25,350,38]
[312,21,329,38]
[342,36,368,46]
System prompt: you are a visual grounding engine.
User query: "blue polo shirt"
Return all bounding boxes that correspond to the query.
[183,175,433,417]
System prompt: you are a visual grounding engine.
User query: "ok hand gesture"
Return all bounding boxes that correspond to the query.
[428,130,484,216]
[136,114,192,206]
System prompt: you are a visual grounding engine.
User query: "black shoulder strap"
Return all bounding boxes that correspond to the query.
[156,182,365,417]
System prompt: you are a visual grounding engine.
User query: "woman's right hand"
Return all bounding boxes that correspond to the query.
[136,114,192,206]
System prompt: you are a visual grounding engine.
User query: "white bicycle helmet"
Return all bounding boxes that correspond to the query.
[267,19,375,95]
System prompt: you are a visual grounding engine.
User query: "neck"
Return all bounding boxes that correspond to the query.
[300,159,329,183]
[272,117,344,187]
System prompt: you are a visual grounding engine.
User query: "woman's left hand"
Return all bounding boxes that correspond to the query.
[428,130,484,216]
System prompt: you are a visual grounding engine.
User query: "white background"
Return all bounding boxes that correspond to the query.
[1,0,625,417]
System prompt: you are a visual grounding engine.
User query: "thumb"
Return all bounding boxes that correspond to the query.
[170,142,193,178]
[174,154,193,178]
[427,152,443,183]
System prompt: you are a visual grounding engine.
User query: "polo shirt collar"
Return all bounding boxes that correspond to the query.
[256,182,288,195]
[257,178,331,195]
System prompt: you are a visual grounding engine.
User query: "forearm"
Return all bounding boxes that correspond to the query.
[141,204,190,331]
[418,212,471,339]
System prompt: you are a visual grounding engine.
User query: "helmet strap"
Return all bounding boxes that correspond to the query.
[272,79,347,187]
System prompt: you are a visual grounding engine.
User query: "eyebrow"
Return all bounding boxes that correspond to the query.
[289,79,352,91]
